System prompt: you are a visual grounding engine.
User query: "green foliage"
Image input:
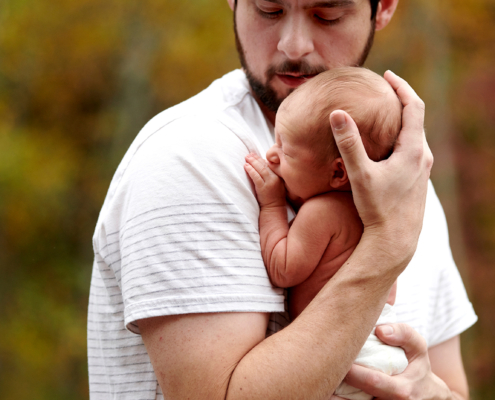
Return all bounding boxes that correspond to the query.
[0,0,494,398]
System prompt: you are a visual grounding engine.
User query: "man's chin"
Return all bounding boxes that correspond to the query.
[247,77,286,113]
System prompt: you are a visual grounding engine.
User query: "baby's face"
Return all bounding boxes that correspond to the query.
[266,105,333,203]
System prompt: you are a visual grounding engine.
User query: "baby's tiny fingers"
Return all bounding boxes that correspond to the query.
[246,153,269,172]
[244,163,265,187]
[245,153,264,167]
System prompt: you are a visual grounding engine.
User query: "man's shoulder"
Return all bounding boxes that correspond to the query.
[131,69,270,157]
[94,70,270,237]
[150,69,252,128]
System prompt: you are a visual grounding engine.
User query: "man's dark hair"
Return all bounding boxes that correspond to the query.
[369,0,380,20]
[234,0,381,20]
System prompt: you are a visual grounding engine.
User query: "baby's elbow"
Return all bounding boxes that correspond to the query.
[269,275,290,289]
[269,268,300,288]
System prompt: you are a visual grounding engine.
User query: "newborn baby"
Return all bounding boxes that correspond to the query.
[245,67,408,400]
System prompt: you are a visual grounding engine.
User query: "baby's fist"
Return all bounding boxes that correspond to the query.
[245,154,286,208]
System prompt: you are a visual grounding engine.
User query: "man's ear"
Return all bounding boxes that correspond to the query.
[227,0,235,11]
[328,157,349,189]
[375,0,399,31]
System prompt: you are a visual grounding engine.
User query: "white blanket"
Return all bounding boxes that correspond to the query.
[334,304,408,400]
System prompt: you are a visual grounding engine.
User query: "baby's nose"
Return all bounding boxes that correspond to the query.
[266,146,280,164]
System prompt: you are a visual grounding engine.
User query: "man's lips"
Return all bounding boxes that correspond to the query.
[276,73,317,88]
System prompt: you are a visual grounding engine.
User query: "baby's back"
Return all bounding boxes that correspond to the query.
[289,191,363,319]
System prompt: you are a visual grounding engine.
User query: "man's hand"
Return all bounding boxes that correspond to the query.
[245,153,286,208]
[342,324,468,400]
[330,71,433,270]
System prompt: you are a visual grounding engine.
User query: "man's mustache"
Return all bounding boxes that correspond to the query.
[266,60,326,78]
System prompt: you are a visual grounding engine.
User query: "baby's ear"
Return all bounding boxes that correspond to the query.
[328,157,349,189]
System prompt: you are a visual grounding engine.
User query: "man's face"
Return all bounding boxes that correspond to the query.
[234,0,376,113]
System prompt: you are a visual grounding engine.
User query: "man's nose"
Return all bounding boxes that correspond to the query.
[266,145,280,164]
[277,15,315,60]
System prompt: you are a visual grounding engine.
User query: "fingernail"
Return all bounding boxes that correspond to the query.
[386,70,397,77]
[380,325,394,336]
[330,111,346,131]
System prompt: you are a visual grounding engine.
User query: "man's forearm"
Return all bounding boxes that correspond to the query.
[226,233,403,399]
[140,232,406,400]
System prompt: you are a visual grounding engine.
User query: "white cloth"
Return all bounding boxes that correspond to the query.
[335,304,408,400]
[88,69,477,399]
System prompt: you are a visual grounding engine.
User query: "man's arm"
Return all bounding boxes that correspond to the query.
[139,237,412,400]
[429,335,469,399]
[138,71,433,399]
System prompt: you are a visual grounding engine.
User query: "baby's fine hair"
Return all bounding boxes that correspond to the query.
[282,67,403,164]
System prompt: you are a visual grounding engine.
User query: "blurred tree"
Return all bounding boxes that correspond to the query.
[368,1,495,398]
[0,0,237,398]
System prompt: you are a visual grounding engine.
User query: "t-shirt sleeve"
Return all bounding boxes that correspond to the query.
[96,115,285,334]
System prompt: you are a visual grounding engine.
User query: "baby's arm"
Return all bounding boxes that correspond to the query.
[244,154,334,288]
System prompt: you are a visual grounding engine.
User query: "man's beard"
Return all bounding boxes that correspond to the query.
[233,11,376,113]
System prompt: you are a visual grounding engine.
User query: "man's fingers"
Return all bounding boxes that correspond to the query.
[383,70,425,149]
[375,323,428,361]
[344,364,401,399]
[330,110,369,177]
[423,135,434,172]
[384,70,421,108]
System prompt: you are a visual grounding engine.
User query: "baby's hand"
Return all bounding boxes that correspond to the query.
[244,153,286,208]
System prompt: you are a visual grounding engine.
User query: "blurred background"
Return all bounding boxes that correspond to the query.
[0,0,493,398]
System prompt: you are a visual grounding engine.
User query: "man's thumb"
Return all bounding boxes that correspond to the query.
[330,110,369,172]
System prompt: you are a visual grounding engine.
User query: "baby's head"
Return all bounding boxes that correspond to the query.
[267,67,402,202]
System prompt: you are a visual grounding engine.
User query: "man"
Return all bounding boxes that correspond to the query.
[88,0,477,398]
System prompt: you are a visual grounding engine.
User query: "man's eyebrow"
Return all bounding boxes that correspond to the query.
[259,0,286,5]
[258,0,356,7]
[304,0,356,9]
